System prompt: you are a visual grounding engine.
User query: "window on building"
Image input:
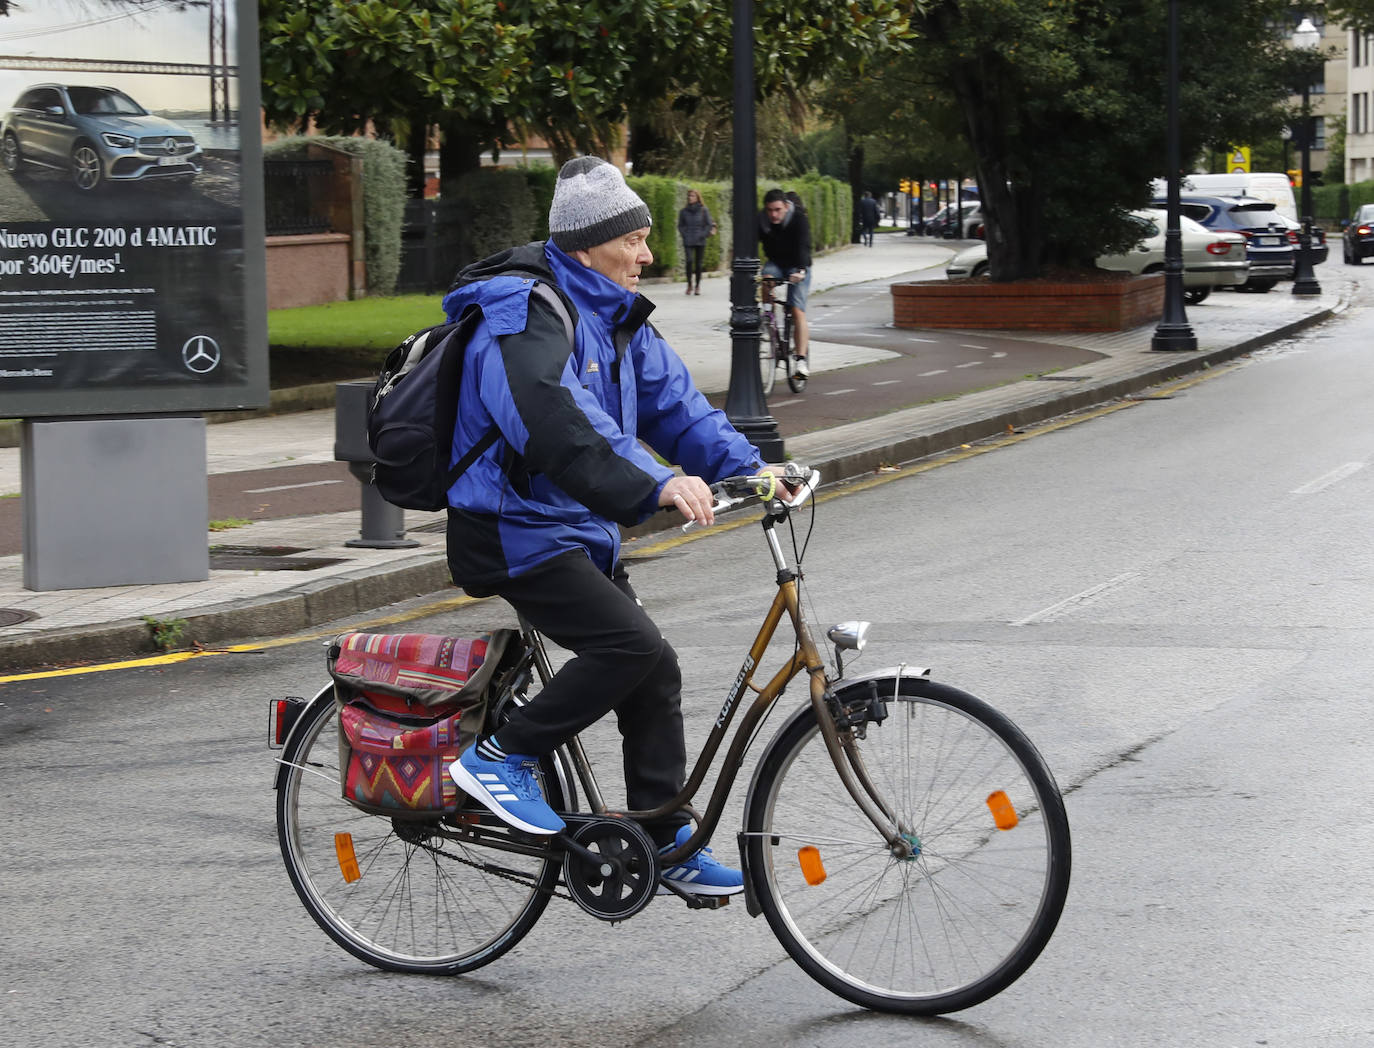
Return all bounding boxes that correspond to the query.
[1314,115,1327,150]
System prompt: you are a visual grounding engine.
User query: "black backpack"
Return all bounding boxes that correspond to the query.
[367,281,575,511]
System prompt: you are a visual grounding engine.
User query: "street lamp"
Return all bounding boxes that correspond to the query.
[1291,15,1322,297]
[1152,0,1197,352]
[722,0,784,460]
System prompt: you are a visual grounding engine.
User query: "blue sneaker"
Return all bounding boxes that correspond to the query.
[657,824,745,896]
[450,746,565,835]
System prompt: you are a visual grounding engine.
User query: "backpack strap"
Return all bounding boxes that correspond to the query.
[446,280,577,494]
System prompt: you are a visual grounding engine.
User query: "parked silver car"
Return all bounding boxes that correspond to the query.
[946,209,1250,303]
[1,83,202,191]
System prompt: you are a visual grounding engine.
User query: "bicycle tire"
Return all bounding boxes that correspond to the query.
[276,693,565,974]
[743,674,1071,1014]
[760,316,779,396]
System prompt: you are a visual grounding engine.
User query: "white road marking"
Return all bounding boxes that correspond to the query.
[959,343,988,350]
[1013,572,1143,626]
[908,337,939,343]
[872,379,902,386]
[824,389,857,396]
[992,351,1008,358]
[955,361,983,368]
[242,479,345,494]
[1291,462,1365,494]
[918,369,947,376]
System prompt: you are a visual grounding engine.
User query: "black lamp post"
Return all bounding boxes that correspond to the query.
[1291,16,1322,298]
[723,0,784,461]
[1152,0,1197,352]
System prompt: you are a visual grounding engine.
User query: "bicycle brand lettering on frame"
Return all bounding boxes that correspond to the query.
[716,655,756,728]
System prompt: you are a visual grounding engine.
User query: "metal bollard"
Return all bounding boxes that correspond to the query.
[334,380,419,549]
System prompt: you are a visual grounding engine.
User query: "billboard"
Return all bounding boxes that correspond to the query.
[0,0,267,416]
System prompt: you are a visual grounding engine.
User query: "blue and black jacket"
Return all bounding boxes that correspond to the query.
[439,240,764,591]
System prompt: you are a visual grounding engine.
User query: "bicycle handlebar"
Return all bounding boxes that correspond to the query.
[681,466,821,531]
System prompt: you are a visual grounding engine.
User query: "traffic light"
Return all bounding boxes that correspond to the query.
[1288,169,1302,188]
[899,179,911,195]
[1306,170,1324,188]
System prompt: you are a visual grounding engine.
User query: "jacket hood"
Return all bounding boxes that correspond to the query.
[449,241,556,294]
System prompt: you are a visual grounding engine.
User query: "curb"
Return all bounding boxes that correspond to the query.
[0,302,1336,672]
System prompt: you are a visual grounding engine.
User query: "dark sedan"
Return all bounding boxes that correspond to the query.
[1343,204,1374,265]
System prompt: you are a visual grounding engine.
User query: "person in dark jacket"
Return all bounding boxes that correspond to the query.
[859,191,880,247]
[758,187,812,376]
[676,188,716,295]
[441,156,793,896]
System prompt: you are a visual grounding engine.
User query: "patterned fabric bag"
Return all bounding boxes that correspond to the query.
[327,629,518,817]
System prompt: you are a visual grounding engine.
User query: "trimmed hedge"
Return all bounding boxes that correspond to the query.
[629,173,852,280]
[1312,178,1374,226]
[452,168,536,263]
[264,135,407,296]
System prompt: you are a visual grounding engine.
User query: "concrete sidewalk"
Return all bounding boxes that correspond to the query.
[0,234,1357,671]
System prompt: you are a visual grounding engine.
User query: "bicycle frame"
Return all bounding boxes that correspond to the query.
[542,495,910,866]
[760,275,791,362]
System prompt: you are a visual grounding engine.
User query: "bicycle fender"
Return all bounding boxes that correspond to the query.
[742,665,932,814]
[272,682,334,792]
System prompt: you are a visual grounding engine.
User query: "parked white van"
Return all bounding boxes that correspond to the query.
[1150,172,1297,222]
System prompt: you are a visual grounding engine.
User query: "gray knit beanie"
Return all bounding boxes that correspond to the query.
[549,156,652,253]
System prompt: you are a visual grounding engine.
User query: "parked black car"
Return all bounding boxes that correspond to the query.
[1343,203,1374,265]
[1153,194,1294,291]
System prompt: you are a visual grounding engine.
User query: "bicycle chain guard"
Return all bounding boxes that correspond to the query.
[561,815,659,923]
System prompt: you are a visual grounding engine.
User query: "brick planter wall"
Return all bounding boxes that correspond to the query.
[892,273,1164,332]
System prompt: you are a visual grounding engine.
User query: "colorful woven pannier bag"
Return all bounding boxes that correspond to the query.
[327,629,517,817]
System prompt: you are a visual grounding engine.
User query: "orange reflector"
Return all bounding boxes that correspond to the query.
[334,832,361,882]
[986,790,1018,830]
[797,845,827,885]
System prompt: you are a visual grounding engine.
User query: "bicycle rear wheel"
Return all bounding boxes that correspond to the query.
[276,693,565,974]
[760,315,779,396]
[744,675,1070,1014]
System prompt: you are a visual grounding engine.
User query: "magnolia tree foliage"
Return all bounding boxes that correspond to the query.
[258,0,913,175]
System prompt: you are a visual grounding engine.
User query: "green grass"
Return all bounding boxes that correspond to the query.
[268,294,443,349]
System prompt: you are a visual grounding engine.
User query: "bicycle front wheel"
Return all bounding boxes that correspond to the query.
[760,317,779,396]
[744,675,1070,1014]
[276,694,564,974]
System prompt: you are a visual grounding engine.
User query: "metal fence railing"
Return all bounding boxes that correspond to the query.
[397,198,466,294]
[263,159,335,236]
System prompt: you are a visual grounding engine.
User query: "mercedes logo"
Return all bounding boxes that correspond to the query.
[164,136,177,154]
[182,335,221,374]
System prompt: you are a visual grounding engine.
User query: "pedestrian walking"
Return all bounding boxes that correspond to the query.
[859,191,880,247]
[677,188,716,295]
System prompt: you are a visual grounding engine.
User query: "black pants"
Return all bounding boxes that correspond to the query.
[683,244,705,288]
[486,551,687,845]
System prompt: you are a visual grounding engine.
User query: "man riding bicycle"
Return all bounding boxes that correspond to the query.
[759,188,812,377]
[440,156,794,896]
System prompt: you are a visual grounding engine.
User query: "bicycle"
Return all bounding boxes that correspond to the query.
[759,274,807,396]
[270,468,1071,1016]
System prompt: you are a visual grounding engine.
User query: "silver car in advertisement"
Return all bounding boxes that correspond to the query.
[1,83,202,191]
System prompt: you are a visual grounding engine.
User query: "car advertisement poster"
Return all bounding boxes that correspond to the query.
[0,0,266,416]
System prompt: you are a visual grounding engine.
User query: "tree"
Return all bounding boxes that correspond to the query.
[880,0,1306,281]
[1326,0,1374,34]
[259,0,913,196]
